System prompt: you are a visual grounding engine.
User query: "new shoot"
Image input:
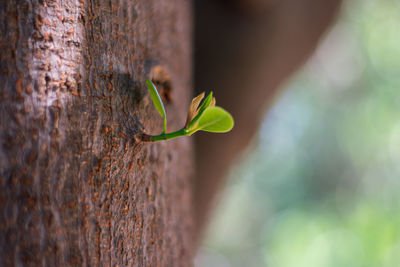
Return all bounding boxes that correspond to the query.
[141,79,234,142]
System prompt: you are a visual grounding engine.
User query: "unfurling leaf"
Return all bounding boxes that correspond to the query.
[197,92,213,115]
[187,92,213,130]
[185,92,205,127]
[146,79,167,133]
[194,106,234,133]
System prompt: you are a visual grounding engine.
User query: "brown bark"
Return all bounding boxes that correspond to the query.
[0,0,193,266]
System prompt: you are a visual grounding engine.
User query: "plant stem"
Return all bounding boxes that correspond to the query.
[163,118,167,135]
[141,128,188,142]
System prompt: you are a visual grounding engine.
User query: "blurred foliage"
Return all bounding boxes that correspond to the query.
[196,0,400,266]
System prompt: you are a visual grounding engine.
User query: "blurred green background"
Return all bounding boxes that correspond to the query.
[196,0,400,266]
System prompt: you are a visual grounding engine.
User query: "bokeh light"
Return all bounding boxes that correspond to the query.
[196,0,400,266]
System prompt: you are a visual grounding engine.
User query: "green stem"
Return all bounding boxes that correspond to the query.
[142,128,188,142]
[163,118,167,134]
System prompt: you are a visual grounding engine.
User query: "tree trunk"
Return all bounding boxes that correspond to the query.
[0,0,193,266]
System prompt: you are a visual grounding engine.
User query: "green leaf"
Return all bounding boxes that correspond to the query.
[197,91,213,116]
[146,79,167,133]
[194,106,234,133]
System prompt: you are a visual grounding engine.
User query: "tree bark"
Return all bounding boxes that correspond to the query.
[0,0,193,266]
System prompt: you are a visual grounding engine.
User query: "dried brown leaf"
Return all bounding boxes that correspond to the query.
[185,92,205,127]
[210,97,216,107]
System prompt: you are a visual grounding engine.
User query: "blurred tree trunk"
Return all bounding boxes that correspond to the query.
[0,0,193,266]
[193,0,342,240]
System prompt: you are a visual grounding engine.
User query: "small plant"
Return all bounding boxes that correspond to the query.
[141,79,234,142]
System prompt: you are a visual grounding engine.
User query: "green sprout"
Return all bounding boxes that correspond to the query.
[141,79,234,142]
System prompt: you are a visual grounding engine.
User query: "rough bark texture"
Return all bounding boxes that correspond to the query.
[0,0,193,266]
